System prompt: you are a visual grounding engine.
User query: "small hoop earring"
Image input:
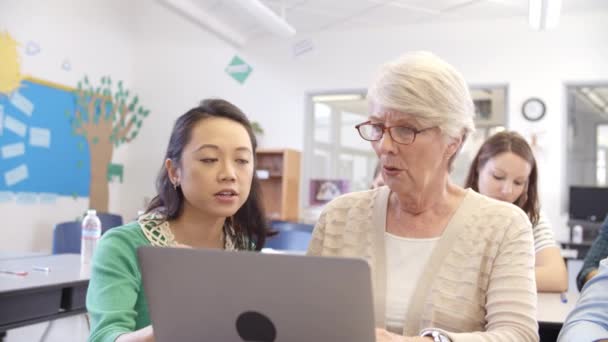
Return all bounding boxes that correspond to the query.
[173,180,179,190]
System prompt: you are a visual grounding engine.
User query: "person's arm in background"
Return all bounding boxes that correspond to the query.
[577,216,608,291]
[558,258,608,342]
[535,246,568,292]
[533,214,568,292]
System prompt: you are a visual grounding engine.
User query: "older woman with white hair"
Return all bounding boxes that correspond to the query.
[307,51,538,342]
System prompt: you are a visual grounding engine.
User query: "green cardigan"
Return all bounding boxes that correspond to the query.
[86,211,242,342]
[86,222,151,342]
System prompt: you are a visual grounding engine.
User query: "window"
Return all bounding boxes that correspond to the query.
[598,124,608,186]
[303,92,376,210]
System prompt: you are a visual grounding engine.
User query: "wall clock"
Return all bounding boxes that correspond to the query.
[522,98,546,122]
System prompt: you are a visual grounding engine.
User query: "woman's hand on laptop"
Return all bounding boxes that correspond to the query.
[375,328,432,341]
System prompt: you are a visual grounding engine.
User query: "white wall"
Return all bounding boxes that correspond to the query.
[0,0,136,252]
[3,1,608,250]
[118,2,309,219]
[245,13,608,241]
[128,8,608,241]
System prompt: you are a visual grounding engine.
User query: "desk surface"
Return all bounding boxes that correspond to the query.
[537,291,579,324]
[0,254,89,332]
[0,254,89,293]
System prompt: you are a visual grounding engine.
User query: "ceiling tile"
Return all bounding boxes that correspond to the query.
[352,5,435,27]
[192,0,223,10]
[562,0,608,13]
[445,0,527,19]
[263,0,388,33]
[279,10,344,32]
[191,0,608,38]
[300,0,382,12]
[384,0,477,12]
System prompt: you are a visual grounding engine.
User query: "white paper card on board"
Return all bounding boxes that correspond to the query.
[30,127,51,148]
[1,143,25,159]
[4,115,26,137]
[10,91,34,116]
[5,164,28,186]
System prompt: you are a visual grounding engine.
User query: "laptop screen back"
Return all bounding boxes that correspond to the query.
[138,246,375,342]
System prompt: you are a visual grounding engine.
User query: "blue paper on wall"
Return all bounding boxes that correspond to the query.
[0,80,90,196]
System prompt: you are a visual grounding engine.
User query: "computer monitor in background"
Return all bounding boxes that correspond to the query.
[569,186,608,222]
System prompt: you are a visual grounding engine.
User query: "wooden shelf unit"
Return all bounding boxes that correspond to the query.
[256,149,300,221]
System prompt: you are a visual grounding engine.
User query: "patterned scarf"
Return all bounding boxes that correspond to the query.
[138,209,236,250]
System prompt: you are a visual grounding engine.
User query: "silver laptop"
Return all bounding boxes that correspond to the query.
[138,246,375,342]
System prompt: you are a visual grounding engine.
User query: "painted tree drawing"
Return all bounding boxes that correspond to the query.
[73,76,149,212]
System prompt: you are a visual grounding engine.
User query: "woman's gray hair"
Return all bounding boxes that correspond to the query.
[367,51,475,141]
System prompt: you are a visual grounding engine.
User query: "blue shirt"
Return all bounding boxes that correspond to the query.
[577,216,608,290]
[558,258,608,341]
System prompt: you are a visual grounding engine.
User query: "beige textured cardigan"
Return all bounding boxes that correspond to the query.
[307,187,539,342]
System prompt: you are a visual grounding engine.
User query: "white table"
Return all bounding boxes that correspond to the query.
[537,291,579,324]
[0,254,89,335]
[537,291,580,341]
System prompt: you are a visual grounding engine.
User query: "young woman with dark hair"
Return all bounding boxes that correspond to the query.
[87,99,269,342]
[464,130,568,293]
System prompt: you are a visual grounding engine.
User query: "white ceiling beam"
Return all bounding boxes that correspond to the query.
[236,0,296,37]
[529,0,562,30]
[160,0,248,47]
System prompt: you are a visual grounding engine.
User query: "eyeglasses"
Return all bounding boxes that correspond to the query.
[355,121,436,145]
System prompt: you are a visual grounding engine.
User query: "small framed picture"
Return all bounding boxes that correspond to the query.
[309,179,349,206]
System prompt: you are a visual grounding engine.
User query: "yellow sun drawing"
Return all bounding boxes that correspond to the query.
[0,31,24,95]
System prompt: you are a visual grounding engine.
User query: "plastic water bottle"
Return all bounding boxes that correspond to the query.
[81,209,102,265]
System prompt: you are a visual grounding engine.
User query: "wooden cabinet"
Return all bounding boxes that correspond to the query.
[256,149,300,221]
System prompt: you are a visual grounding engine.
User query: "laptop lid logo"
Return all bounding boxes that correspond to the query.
[236,311,276,342]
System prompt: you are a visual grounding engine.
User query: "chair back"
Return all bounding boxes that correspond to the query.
[270,220,314,233]
[52,221,82,254]
[265,221,314,251]
[97,212,123,234]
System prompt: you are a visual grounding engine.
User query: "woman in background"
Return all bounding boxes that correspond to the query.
[87,99,269,342]
[465,131,568,292]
